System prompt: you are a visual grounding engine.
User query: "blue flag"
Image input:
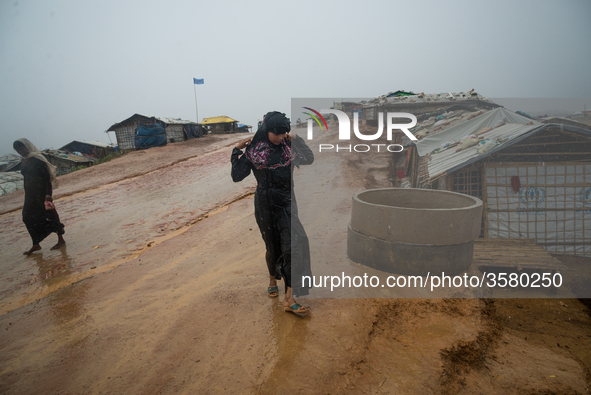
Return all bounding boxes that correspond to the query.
[193,78,204,85]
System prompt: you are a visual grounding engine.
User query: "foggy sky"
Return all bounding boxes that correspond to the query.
[1,0,590,156]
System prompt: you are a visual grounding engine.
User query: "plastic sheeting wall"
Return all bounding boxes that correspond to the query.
[486,162,591,256]
[135,123,167,150]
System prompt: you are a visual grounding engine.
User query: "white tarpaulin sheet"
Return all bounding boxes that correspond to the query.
[0,171,24,196]
[486,163,591,256]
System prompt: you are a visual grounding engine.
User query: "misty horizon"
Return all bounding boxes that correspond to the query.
[1,0,590,156]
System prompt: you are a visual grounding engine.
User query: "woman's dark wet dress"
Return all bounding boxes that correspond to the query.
[231,135,314,297]
[21,157,65,245]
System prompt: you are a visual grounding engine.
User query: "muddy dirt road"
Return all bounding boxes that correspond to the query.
[1,132,590,394]
[0,134,255,315]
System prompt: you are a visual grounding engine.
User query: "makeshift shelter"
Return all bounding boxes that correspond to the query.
[201,116,238,134]
[0,172,23,196]
[0,154,22,172]
[107,114,205,150]
[332,101,366,118]
[60,141,116,159]
[43,150,95,175]
[237,124,253,133]
[357,90,502,192]
[363,90,500,127]
[386,90,417,97]
[405,107,591,256]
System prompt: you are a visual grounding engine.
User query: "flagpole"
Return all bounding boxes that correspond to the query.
[193,82,199,124]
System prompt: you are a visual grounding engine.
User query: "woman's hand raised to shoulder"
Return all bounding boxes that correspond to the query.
[236,137,252,150]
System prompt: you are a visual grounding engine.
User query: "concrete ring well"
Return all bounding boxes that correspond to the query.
[347,223,474,276]
[350,188,483,246]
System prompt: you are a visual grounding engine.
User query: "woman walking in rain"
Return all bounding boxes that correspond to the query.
[231,111,313,315]
[13,139,65,255]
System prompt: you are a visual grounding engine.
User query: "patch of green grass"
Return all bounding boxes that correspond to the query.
[95,151,123,165]
[69,165,88,173]
[57,151,124,176]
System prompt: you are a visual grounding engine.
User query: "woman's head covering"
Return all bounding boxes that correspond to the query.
[244,111,292,170]
[14,138,59,188]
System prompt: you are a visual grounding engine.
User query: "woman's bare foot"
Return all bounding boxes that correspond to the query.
[50,235,66,250]
[268,275,279,297]
[24,244,41,255]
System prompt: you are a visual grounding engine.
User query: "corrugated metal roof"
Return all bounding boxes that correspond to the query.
[415,108,539,156]
[414,105,591,183]
[366,90,494,108]
[411,108,551,182]
[153,116,195,125]
[425,122,540,181]
[440,123,591,179]
[62,141,115,149]
[107,114,197,132]
[405,109,489,145]
[201,116,237,124]
[43,151,95,163]
[74,140,115,147]
[540,117,591,130]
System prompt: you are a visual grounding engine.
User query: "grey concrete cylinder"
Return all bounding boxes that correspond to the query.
[347,188,483,276]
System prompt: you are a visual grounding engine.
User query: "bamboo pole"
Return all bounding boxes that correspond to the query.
[193,83,199,124]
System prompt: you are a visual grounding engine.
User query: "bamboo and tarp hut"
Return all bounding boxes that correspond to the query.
[201,116,238,134]
[404,107,591,256]
[107,114,205,150]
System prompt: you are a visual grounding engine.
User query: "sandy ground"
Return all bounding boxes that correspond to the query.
[1,131,590,394]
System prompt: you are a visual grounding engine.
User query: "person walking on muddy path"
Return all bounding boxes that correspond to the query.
[231,111,314,316]
[13,139,65,255]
